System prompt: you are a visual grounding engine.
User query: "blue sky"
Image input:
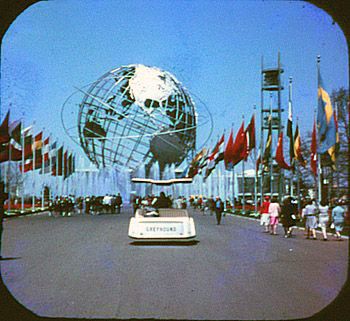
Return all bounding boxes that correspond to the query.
[1,0,348,168]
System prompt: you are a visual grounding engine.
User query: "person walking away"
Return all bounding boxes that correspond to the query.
[214,197,224,225]
[110,195,116,214]
[318,199,330,241]
[115,193,123,214]
[260,196,270,233]
[302,199,318,240]
[209,196,215,216]
[280,197,297,238]
[85,197,91,214]
[268,197,281,235]
[331,200,345,240]
[181,196,187,209]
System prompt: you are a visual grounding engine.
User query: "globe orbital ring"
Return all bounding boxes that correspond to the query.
[61,66,213,170]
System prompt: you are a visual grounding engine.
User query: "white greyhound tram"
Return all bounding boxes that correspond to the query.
[128,178,196,241]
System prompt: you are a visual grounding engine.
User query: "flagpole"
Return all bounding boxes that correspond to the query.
[7,135,12,212]
[294,117,301,213]
[253,106,258,215]
[21,117,25,213]
[269,93,273,197]
[56,140,59,198]
[242,114,245,214]
[317,55,322,202]
[41,129,45,210]
[61,145,64,196]
[48,134,52,203]
[289,77,294,197]
[260,55,264,205]
[335,101,340,199]
[32,123,36,212]
[313,109,318,202]
[230,123,235,212]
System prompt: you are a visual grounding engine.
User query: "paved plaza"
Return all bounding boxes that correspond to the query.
[0,207,349,320]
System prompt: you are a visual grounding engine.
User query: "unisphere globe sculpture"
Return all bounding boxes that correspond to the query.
[77,64,197,171]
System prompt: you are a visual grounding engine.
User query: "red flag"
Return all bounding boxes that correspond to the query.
[0,110,10,144]
[205,134,225,179]
[43,137,50,163]
[224,129,234,169]
[64,151,68,178]
[19,159,34,172]
[24,130,33,159]
[231,121,246,166]
[0,144,22,162]
[275,132,291,170]
[32,132,43,169]
[245,114,256,155]
[310,120,317,176]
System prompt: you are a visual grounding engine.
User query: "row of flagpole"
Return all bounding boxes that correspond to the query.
[182,55,341,210]
[0,55,342,209]
[0,113,76,212]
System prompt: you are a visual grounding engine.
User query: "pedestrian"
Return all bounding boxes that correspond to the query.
[115,193,123,214]
[110,195,116,214]
[318,199,329,241]
[331,200,345,240]
[154,191,171,209]
[302,199,318,240]
[181,196,187,209]
[209,196,215,216]
[280,197,297,238]
[214,197,224,225]
[268,196,281,235]
[260,196,270,233]
[85,196,91,214]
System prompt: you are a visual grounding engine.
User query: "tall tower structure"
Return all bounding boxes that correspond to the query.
[260,52,284,199]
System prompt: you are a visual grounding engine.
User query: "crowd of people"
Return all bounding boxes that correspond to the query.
[47,191,347,239]
[132,194,227,225]
[259,196,346,240]
[49,193,123,216]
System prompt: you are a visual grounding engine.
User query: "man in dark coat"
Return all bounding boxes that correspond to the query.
[214,197,224,225]
[115,193,123,214]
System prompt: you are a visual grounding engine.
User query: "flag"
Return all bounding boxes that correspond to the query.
[188,148,207,178]
[42,137,50,164]
[293,125,306,167]
[23,126,33,159]
[57,146,63,176]
[327,104,340,168]
[262,116,272,167]
[310,120,317,176]
[197,149,209,174]
[33,132,43,170]
[230,121,247,166]
[68,153,73,177]
[317,72,336,159]
[224,129,234,170]
[20,160,34,172]
[256,153,261,171]
[204,134,225,179]
[0,110,10,144]
[0,144,22,162]
[9,120,22,146]
[286,100,294,164]
[245,114,256,156]
[178,165,190,178]
[275,132,291,170]
[64,151,68,178]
